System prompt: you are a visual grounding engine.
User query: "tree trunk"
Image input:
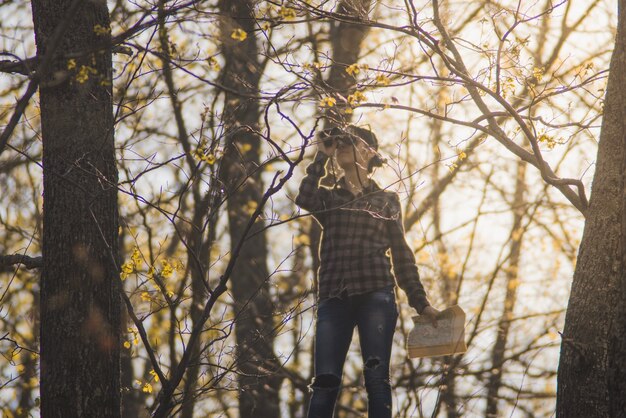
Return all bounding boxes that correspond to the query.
[32,0,120,417]
[557,1,626,416]
[218,1,281,416]
[486,160,526,417]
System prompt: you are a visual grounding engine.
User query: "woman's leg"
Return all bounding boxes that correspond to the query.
[355,286,398,418]
[307,296,355,418]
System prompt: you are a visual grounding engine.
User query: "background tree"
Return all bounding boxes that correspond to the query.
[557,0,626,415]
[32,0,119,416]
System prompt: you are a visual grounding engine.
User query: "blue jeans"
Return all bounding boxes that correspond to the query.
[307,285,398,418]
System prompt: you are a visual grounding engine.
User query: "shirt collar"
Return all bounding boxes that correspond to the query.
[336,175,381,194]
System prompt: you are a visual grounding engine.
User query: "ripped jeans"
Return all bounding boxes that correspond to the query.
[307,285,398,418]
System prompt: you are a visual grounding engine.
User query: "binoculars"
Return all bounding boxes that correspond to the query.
[319,127,357,148]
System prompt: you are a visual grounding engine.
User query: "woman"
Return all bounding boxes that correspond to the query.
[295,125,440,418]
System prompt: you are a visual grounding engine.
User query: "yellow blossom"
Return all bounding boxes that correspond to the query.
[376,74,390,86]
[231,28,247,41]
[141,291,151,302]
[142,383,153,393]
[161,260,174,278]
[538,132,557,149]
[123,341,131,349]
[502,77,515,98]
[196,153,215,165]
[193,138,218,164]
[93,24,111,36]
[76,66,90,83]
[279,6,297,19]
[347,91,366,106]
[131,247,142,268]
[245,200,258,216]
[67,59,76,70]
[532,66,544,83]
[207,56,221,71]
[149,369,160,383]
[319,96,336,108]
[345,64,360,76]
[120,261,133,280]
[173,260,184,272]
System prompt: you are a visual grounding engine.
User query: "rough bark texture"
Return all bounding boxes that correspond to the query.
[217,1,281,416]
[323,0,372,126]
[557,1,626,416]
[32,0,121,417]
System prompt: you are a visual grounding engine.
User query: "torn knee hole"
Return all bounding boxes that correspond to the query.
[310,374,341,389]
[365,357,381,370]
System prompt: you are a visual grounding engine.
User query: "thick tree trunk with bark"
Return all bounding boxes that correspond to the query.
[218,1,280,416]
[32,0,120,416]
[557,1,626,416]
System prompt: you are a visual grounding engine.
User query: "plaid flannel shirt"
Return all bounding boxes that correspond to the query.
[295,151,430,313]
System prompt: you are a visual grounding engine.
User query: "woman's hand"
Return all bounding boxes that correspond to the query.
[317,139,337,156]
[420,306,441,328]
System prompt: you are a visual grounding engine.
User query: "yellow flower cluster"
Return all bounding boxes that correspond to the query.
[231,28,247,41]
[123,327,140,349]
[75,65,98,84]
[345,63,368,77]
[376,74,391,86]
[207,56,221,71]
[121,247,142,280]
[149,369,160,383]
[193,139,217,165]
[345,64,360,76]
[279,6,297,19]
[93,24,111,36]
[347,91,366,106]
[319,96,336,108]
[161,259,174,279]
[303,62,323,71]
[245,200,258,216]
[538,133,557,150]
[501,76,515,98]
[532,66,544,83]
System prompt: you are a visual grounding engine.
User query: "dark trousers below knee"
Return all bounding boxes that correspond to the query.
[307,286,398,418]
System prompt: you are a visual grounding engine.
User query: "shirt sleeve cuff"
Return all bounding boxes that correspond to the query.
[408,294,430,314]
[313,151,329,162]
[306,151,329,175]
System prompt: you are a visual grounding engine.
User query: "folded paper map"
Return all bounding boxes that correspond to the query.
[407,305,467,358]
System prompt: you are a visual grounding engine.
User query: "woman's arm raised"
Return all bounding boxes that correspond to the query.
[294,142,336,219]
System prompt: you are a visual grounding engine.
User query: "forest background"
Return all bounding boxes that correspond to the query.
[0,0,622,417]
